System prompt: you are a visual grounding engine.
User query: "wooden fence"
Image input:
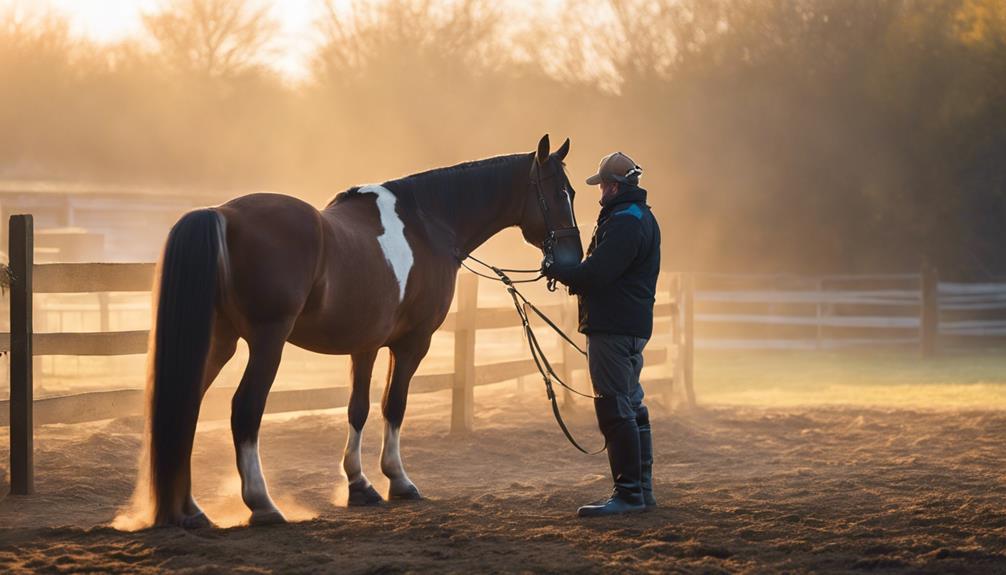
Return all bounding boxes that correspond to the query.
[2,214,692,495]
[691,269,1006,353]
[937,281,1006,337]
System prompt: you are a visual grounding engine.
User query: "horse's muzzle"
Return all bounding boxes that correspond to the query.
[545,228,584,270]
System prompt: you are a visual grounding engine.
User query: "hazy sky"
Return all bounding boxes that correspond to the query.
[22,0,561,79]
[42,0,323,78]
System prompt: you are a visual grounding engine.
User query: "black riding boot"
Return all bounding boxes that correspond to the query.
[578,400,646,517]
[639,423,656,507]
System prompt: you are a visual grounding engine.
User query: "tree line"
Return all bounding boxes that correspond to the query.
[1,0,1004,277]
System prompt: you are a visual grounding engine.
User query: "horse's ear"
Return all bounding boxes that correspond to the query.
[555,138,570,161]
[536,134,550,166]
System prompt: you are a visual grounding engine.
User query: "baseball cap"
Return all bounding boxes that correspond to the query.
[585,152,643,185]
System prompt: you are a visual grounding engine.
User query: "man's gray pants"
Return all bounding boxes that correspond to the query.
[587,333,648,419]
[586,333,652,502]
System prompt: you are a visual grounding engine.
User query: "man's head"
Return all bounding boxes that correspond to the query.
[599,180,620,203]
[585,152,642,203]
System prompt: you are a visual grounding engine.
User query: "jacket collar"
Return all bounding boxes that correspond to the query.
[599,184,648,218]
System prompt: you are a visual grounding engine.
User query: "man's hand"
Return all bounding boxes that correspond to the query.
[543,259,579,295]
[541,254,556,278]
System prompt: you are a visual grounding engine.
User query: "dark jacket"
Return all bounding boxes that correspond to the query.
[548,184,661,339]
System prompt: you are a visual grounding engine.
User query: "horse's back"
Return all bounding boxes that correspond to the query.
[216,193,324,327]
[214,190,448,353]
[290,190,408,351]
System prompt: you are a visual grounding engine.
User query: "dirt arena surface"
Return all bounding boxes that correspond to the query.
[1,385,1005,574]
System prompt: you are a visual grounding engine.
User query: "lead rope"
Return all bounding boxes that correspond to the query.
[459,254,606,455]
[460,252,560,292]
[459,254,544,284]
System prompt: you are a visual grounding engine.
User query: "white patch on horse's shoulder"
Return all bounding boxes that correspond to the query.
[359,185,413,302]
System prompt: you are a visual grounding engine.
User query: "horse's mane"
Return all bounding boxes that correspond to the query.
[391,153,529,189]
[326,153,531,210]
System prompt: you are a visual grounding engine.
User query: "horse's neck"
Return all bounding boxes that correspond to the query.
[406,155,530,257]
[454,193,521,257]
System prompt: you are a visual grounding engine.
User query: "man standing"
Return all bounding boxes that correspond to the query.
[543,151,661,517]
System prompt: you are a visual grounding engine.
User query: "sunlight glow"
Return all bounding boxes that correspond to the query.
[32,0,326,78]
[45,0,158,41]
[19,0,562,80]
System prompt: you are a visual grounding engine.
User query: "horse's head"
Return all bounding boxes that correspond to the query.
[520,134,584,269]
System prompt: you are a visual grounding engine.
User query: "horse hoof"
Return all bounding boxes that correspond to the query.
[348,482,384,506]
[389,483,423,501]
[180,511,214,530]
[250,508,287,526]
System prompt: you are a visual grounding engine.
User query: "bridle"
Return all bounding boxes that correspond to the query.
[456,157,580,290]
[530,159,580,291]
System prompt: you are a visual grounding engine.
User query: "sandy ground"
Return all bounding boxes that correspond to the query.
[1,384,1005,574]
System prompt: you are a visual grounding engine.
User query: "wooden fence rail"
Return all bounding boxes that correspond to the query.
[690,269,1006,352]
[3,214,692,495]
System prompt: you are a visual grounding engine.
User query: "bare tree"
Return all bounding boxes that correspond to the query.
[0,3,73,64]
[519,0,693,91]
[142,0,277,78]
[312,0,502,84]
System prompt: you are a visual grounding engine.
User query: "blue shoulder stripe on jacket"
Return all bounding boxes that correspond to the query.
[616,203,644,220]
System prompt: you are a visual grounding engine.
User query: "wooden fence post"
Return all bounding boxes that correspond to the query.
[9,215,34,495]
[683,274,696,407]
[98,292,110,332]
[815,277,824,349]
[668,275,684,402]
[451,273,478,433]
[921,265,939,358]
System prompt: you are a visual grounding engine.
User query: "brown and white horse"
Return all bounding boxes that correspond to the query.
[141,135,583,527]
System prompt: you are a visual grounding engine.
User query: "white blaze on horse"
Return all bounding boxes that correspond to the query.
[140,135,583,527]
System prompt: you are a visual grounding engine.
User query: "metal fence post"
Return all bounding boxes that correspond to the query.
[451,273,478,433]
[921,265,939,358]
[9,214,34,494]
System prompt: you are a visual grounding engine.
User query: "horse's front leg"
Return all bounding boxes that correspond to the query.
[344,349,383,506]
[381,334,432,500]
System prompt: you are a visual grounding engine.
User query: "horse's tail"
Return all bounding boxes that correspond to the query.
[146,208,228,525]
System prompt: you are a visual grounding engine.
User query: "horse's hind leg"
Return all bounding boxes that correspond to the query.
[182,314,239,528]
[343,349,382,506]
[381,334,432,501]
[202,313,238,395]
[231,320,292,525]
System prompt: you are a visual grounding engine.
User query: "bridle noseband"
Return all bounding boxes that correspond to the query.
[530,161,579,291]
